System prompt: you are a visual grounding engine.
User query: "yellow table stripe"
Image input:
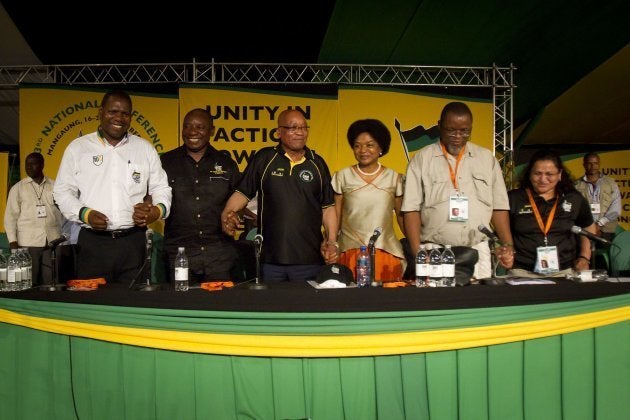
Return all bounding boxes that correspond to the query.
[1,306,628,357]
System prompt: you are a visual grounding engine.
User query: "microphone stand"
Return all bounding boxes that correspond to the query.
[368,241,377,285]
[489,238,499,278]
[41,242,65,291]
[249,239,267,290]
[130,234,159,291]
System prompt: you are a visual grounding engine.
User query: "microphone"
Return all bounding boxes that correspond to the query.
[146,228,154,246]
[47,234,69,249]
[571,225,612,245]
[253,234,263,248]
[368,227,383,247]
[478,224,500,242]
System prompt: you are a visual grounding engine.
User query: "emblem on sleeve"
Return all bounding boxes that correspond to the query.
[562,200,572,212]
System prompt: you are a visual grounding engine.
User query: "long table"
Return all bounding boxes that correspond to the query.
[1,280,629,420]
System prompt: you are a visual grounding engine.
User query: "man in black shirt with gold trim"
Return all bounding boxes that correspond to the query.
[221,109,338,282]
[161,108,240,282]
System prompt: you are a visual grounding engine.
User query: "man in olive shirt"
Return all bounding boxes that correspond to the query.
[402,102,514,278]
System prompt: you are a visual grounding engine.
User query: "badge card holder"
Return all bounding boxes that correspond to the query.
[590,203,601,218]
[534,246,559,275]
[36,205,47,218]
[449,195,469,222]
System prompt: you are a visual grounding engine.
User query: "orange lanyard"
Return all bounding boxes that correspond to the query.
[526,188,558,246]
[440,143,466,190]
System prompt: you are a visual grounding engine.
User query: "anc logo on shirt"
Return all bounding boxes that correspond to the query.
[211,164,226,175]
[93,155,103,166]
[518,204,533,214]
[299,170,314,182]
[272,168,285,177]
[132,171,141,184]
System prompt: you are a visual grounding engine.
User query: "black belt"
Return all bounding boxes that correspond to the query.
[84,226,144,239]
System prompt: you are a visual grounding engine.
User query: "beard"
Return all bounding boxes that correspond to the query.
[445,142,465,156]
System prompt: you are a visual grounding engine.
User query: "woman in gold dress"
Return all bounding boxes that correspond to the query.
[332,119,406,281]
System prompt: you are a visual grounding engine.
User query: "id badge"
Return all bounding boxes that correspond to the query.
[449,195,468,222]
[534,246,559,274]
[36,205,47,218]
[590,203,601,216]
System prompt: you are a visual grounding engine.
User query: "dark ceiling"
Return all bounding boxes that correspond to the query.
[2,0,629,147]
[1,1,336,64]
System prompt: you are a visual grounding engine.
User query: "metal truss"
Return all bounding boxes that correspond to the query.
[0,62,514,174]
[493,64,516,188]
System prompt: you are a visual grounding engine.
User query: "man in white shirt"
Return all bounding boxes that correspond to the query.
[4,152,64,286]
[53,90,171,284]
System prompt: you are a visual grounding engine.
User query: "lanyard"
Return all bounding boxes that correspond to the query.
[30,180,45,203]
[440,143,466,190]
[526,188,558,246]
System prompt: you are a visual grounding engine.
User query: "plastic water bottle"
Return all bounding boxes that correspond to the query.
[428,247,443,287]
[0,251,7,291]
[7,249,22,291]
[415,244,429,287]
[19,248,33,289]
[356,245,370,287]
[174,247,189,291]
[566,269,608,282]
[441,245,456,287]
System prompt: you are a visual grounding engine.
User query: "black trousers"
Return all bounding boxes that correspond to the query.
[77,228,146,283]
[26,246,52,286]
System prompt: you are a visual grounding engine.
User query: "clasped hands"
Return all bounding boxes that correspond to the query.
[85,203,159,230]
[222,211,242,236]
[222,210,338,263]
[132,202,160,227]
[495,244,515,269]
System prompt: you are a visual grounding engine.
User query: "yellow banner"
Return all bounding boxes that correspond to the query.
[0,306,627,357]
[336,87,494,174]
[564,151,630,230]
[178,86,338,171]
[19,86,179,180]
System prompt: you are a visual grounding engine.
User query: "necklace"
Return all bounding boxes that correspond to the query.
[355,162,381,176]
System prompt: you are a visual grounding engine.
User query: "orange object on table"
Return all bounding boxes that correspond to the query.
[382,281,409,288]
[66,278,107,290]
[200,281,235,291]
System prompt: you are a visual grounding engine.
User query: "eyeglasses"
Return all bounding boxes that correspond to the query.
[279,125,309,133]
[532,171,561,178]
[442,128,471,138]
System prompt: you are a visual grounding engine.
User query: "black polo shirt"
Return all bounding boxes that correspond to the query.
[508,188,593,270]
[236,145,334,265]
[160,145,240,257]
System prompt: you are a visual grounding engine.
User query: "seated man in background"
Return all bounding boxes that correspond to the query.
[574,152,621,244]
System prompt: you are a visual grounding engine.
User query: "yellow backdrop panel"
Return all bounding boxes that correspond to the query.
[336,87,494,174]
[178,86,338,171]
[19,86,179,180]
